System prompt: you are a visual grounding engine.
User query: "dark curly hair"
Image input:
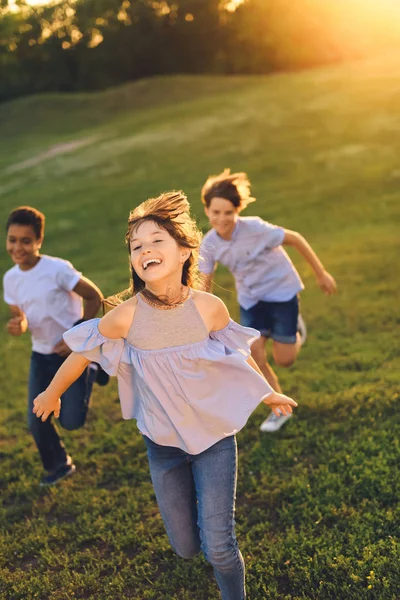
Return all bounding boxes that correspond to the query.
[6,206,45,239]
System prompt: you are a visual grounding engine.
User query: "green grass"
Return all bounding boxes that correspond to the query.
[1,52,400,599]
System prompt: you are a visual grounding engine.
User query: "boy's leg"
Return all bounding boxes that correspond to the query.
[240,301,290,431]
[192,435,246,600]
[27,352,69,472]
[260,296,300,430]
[240,302,282,392]
[254,342,292,430]
[250,337,282,393]
[143,436,201,558]
[272,336,301,367]
[270,295,302,368]
[58,362,97,431]
[37,358,96,485]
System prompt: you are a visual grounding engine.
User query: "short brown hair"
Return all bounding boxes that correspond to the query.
[201,169,255,211]
[6,206,45,239]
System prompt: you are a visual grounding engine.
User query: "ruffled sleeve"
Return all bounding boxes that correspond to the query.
[63,318,125,376]
[209,319,260,358]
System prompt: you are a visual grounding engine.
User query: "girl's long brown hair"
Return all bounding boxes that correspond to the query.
[105,191,202,308]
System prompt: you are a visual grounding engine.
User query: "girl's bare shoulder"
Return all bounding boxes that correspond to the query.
[192,289,222,308]
[191,289,229,331]
[99,296,138,339]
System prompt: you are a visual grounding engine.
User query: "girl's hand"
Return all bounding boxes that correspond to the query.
[33,392,61,422]
[263,392,297,417]
[317,270,337,295]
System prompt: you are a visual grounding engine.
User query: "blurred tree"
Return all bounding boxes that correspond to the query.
[0,0,399,102]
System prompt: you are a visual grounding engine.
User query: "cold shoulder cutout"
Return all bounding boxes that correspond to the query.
[63,319,125,376]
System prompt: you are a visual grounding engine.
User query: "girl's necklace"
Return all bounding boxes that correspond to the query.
[140,286,191,310]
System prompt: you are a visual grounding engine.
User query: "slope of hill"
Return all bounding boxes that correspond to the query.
[1,54,399,599]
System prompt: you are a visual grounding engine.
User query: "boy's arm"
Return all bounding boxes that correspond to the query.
[53,276,103,357]
[282,230,337,295]
[6,305,28,336]
[73,276,103,320]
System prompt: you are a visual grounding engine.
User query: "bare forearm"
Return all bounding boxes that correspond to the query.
[74,278,103,320]
[246,356,298,414]
[47,353,90,397]
[82,296,102,320]
[9,305,23,318]
[289,234,325,277]
[246,354,263,376]
[283,230,337,295]
[246,355,273,393]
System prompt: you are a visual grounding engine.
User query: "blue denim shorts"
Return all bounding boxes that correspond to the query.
[240,294,299,344]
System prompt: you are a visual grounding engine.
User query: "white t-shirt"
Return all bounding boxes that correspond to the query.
[3,254,82,354]
[199,217,304,309]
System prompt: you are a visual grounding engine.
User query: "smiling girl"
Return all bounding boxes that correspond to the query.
[32,191,297,599]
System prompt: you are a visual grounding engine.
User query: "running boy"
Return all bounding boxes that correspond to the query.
[3,206,107,485]
[199,170,337,432]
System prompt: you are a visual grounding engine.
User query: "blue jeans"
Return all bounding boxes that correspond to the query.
[28,351,95,472]
[143,435,246,600]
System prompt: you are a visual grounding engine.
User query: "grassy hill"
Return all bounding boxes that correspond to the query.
[1,53,399,599]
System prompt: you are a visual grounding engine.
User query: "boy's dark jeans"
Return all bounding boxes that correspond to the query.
[28,351,95,472]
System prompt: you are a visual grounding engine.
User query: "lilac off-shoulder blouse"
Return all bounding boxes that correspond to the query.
[63,293,273,454]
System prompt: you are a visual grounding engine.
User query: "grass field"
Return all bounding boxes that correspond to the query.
[1,53,400,599]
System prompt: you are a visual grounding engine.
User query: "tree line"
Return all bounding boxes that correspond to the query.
[1,0,399,102]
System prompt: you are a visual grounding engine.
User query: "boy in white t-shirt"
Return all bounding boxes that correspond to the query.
[3,206,107,485]
[199,170,337,432]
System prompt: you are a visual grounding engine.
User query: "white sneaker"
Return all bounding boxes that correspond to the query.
[297,314,307,346]
[260,411,292,433]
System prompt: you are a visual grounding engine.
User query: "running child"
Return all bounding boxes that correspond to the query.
[32,192,297,599]
[3,206,108,486]
[199,169,337,432]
